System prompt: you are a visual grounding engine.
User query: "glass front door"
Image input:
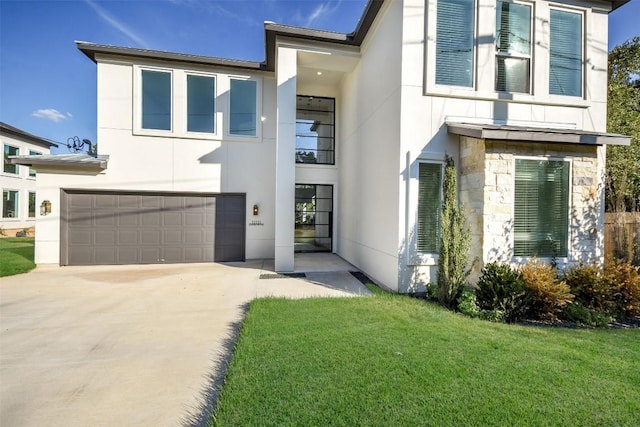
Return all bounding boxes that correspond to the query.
[295,184,333,252]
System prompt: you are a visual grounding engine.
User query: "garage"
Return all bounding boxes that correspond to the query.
[61,190,245,265]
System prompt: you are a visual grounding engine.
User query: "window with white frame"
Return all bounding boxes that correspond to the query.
[549,9,583,97]
[417,162,443,253]
[3,145,19,175]
[229,79,258,136]
[187,74,215,133]
[29,150,40,177]
[141,69,172,131]
[28,191,36,218]
[514,159,569,258]
[2,190,19,218]
[435,0,475,87]
[495,0,532,93]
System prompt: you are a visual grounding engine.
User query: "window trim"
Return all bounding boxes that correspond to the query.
[134,66,174,136]
[2,188,20,219]
[494,0,534,94]
[296,94,336,166]
[226,76,261,140]
[184,71,217,136]
[3,144,20,176]
[548,6,585,99]
[511,156,572,262]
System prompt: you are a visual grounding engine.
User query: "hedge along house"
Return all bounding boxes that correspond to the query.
[11,0,631,293]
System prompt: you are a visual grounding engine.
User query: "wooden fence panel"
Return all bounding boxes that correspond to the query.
[604,212,640,264]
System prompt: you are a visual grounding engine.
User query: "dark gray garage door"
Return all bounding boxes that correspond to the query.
[61,191,245,265]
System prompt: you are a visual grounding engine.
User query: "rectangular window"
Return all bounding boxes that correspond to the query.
[2,190,19,218]
[417,163,443,253]
[28,192,36,218]
[187,74,215,133]
[296,96,335,165]
[549,9,582,97]
[495,1,532,93]
[141,69,172,130]
[436,0,475,87]
[29,150,40,177]
[514,159,569,257]
[229,79,257,136]
[3,145,19,174]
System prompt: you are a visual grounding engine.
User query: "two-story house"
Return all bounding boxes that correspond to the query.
[12,0,630,292]
[1,122,57,236]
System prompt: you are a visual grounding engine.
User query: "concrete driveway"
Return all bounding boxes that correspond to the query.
[0,258,369,427]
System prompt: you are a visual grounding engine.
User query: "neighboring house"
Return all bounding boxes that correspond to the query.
[11,0,631,292]
[1,122,57,236]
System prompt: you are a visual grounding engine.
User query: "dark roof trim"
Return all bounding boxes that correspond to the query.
[9,154,109,171]
[611,1,630,12]
[446,122,631,146]
[77,0,385,72]
[0,122,58,148]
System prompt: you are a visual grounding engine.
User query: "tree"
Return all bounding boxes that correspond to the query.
[606,37,640,212]
[437,156,471,309]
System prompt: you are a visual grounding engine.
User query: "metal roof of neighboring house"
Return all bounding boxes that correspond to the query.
[446,122,631,146]
[9,153,109,171]
[77,0,385,71]
[0,122,58,148]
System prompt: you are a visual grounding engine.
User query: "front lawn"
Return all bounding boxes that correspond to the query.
[212,293,640,426]
[0,237,35,277]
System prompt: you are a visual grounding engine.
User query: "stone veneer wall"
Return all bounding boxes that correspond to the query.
[460,136,605,283]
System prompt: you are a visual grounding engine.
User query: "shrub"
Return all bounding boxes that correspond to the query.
[457,287,480,318]
[604,258,640,317]
[562,302,613,327]
[480,309,505,323]
[562,264,617,315]
[476,263,532,322]
[520,260,573,320]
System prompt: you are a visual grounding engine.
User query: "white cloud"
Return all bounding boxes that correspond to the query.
[85,0,149,48]
[31,109,72,123]
[303,1,342,27]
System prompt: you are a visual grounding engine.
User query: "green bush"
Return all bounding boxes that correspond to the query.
[457,287,480,318]
[562,302,612,327]
[604,259,640,317]
[476,263,532,323]
[562,264,616,315]
[520,261,573,320]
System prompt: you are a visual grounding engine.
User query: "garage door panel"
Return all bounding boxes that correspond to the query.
[65,192,244,265]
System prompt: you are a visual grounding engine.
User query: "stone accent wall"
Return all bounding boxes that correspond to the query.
[459,138,604,283]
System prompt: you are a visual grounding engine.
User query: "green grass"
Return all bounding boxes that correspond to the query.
[0,237,35,277]
[212,293,640,426]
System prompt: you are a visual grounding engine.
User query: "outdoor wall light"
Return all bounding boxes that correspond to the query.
[40,200,52,216]
[253,204,259,216]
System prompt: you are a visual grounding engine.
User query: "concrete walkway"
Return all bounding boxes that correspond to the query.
[0,257,370,427]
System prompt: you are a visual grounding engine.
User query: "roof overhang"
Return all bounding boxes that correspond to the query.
[611,1,630,12]
[0,122,58,149]
[446,122,631,146]
[9,154,109,172]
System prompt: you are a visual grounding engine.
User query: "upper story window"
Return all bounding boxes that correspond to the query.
[495,1,532,93]
[3,144,19,175]
[549,9,583,97]
[229,79,257,137]
[141,69,172,131]
[28,150,40,177]
[435,0,475,87]
[514,159,569,258]
[296,96,335,165]
[187,74,216,133]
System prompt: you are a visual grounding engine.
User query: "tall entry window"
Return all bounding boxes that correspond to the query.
[514,159,569,257]
[295,184,333,252]
[296,96,335,164]
[417,162,443,253]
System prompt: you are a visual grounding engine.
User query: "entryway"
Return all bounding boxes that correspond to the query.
[294,184,333,252]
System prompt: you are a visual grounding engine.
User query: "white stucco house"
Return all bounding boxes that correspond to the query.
[1,122,57,236]
[11,0,631,292]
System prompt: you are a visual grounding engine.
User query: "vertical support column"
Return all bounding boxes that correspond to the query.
[274,47,297,272]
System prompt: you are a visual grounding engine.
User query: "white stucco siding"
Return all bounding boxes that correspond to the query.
[338,0,403,291]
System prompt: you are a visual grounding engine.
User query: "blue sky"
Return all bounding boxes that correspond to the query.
[1,0,638,154]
